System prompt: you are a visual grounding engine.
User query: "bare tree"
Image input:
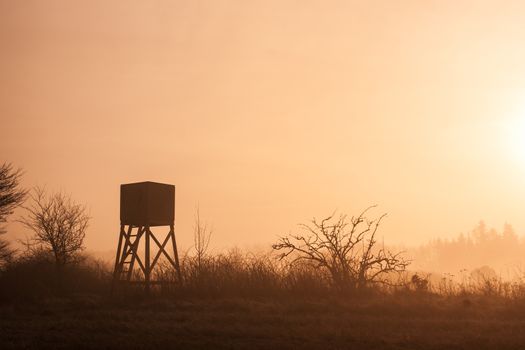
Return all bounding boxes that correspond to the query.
[272,206,410,290]
[0,163,28,266]
[19,187,90,269]
[193,206,212,271]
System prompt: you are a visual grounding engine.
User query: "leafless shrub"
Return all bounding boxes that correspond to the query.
[193,206,212,272]
[273,207,410,290]
[19,187,90,269]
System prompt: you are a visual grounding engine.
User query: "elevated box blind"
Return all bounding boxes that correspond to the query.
[120,182,175,226]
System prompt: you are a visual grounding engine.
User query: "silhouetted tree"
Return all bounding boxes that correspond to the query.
[0,163,27,266]
[272,206,409,290]
[193,206,212,272]
[502,223,518,244]
[19,187,89,269]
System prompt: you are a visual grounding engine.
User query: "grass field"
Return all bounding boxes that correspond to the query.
[2,294,525,350]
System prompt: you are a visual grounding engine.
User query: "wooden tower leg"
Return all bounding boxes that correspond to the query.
[144,226,151,294]
[170,224,182,284]
[111,225,126,295]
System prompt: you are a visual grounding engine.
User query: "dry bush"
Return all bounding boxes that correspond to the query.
[150,249,333,298]
[180,249,281,297]
[0,252,111,301]
[143,252,525,299]
[19,187,90,269]
[6,242,525,302]
[273,208,410,290]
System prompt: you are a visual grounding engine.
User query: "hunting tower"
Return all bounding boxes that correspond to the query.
[112,181,181,293]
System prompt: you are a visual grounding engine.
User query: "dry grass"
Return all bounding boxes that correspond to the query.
[3,251,525,349]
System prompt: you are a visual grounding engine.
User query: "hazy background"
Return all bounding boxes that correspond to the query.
[2,0,525,253]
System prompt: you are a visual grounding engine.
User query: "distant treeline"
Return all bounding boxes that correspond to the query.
[409,221,524,276]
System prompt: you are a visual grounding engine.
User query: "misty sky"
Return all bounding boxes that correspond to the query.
[2,0,525,252]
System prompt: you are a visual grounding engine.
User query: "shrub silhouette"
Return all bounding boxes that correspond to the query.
[273,207,410,290]
[0,251,110,301]
[19,187,90,270]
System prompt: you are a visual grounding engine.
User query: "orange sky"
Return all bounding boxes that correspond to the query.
[2,0,525,252]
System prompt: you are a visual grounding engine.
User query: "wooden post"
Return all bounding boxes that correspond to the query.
[110,225,125,295]
[170,224,182,284]
[145,226,151,294]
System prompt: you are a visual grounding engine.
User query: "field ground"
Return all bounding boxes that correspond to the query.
[1,294,525,350]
